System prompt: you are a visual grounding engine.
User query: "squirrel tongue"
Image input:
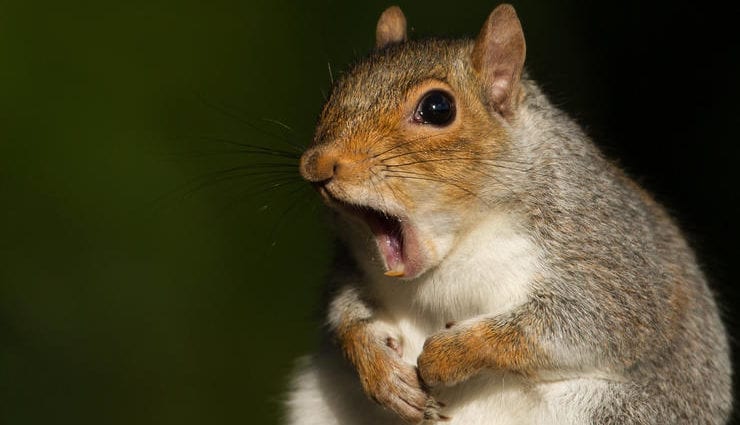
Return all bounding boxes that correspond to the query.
[379,232,405,277]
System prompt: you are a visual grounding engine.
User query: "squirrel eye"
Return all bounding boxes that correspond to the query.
[414,90,455,126]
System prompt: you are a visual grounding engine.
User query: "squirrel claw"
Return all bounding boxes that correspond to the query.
[423,404,450,422]
[421,398,450,422]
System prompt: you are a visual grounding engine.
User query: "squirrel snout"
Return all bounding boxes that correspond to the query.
[300,148,362,185]
[300,149,335,184]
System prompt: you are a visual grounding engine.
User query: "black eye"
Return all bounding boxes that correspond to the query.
[414,90,455,126]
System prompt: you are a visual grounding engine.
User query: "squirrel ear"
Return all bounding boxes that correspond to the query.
[375,6,407,49]
[472,4,526,118]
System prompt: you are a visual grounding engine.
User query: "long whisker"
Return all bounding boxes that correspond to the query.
[163,162,300,200]
[383,156,489,168]
[378,144,471,163]
[232,178,307,202]
[261,118,296,134]
[369,132,453,160]
[374,141,540,170]
[374,169,404,205]
[196,93,305,152]
[368,167,394,216]
[257,188,317,259]
[380,156,542,208]
[160,149,299,160]
[198,136,301,159]
[217,178,308,216]
[189,164,299,183]
[327,61,334,85]
[383,172,490,207]
[188,173,302,199]
[382,156,534,174]
[163,148,300,166]
[369,139,418,159]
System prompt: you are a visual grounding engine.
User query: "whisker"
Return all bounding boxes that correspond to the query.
[369,139,418,159]
[163,148,301,166]
[196,93,304,152]
[383,156,484,168]
[259,189,316,257]
[177,162,300,192]
[263,183,312,224]
[261,118,297,134]
[233,178,307,202]
[370,132,452,160]
[383,172,489,206]
[383,157,552,203]
[374,142,538,170]
[368,168,392,216]
[378,145,494,162]
[199,136,301,159]
[217,178,308,217]
[372,168,404,206]
[382,156,533,174]
[327,61,334,85]
[185,173,301,200]
[153,168,303,214]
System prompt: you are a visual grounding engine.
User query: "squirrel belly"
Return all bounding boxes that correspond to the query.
[285,4,732,425]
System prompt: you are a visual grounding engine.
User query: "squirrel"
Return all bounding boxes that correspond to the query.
[284,4,732,424]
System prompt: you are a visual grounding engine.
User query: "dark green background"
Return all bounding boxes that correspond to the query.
[1,1,738,424]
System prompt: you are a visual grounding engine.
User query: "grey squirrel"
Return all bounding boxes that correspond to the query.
[284,4,732,424]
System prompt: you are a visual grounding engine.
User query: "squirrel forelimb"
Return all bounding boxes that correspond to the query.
[417,316,545,388]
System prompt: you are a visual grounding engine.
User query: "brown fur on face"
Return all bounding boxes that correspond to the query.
[299,39,516,228]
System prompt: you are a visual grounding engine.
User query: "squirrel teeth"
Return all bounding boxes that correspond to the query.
[384,269,405,278]
[378,226,405,277]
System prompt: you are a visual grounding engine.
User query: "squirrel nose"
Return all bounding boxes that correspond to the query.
[300,148,358,185]
[300,149,337,184]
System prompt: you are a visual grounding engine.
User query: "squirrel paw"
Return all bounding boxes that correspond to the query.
[417,325,484,388]
[358,337,447,423]
[422,397,449,422]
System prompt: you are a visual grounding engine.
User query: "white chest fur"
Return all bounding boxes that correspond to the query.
[287,213,593,425]
[366,213,548,424]
[373,211,541,361]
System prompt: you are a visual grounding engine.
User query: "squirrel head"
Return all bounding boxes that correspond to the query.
[299,4,526,280]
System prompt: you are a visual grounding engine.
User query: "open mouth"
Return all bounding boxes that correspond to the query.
[353,206,407,277]
[319,188,417,278]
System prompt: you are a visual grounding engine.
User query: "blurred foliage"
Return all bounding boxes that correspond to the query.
[0,0,738,424]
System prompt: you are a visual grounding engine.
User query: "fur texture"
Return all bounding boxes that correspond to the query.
[286,5,732,424]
